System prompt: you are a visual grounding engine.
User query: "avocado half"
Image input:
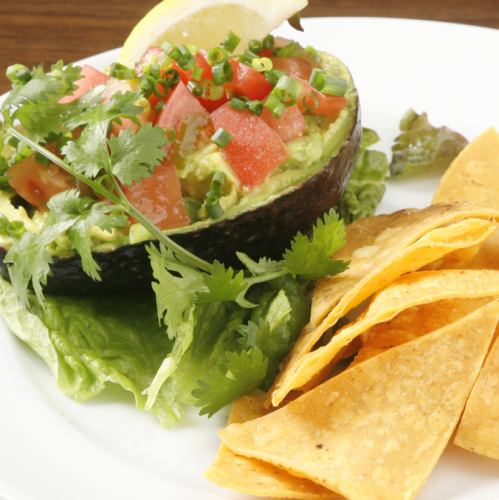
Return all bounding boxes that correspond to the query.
[0,53,361,295]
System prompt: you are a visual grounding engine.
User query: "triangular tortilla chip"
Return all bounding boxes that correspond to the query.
[433,127,499,270]
[271,269,499,403]
[352,297,494,365]
[221,300,499,500]
[206,393,337,499]
[269,205,499,406]
[455,327,499,459]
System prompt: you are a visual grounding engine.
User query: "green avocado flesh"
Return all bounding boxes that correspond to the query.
[0,51,357,255]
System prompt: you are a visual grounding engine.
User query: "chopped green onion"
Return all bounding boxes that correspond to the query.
[208,47,229,65]
[248,39,263,54]
[187,80,203,96]
[309,68,347,97]
[262,34,275,51]
[264,69,285,86]
[251,57,273,72]
[309,68,325,91]
[184,197,201,222]
[205,171,226,219]
[162,68,180,86]
[239,49,258,66]
[191,65,204,81]
[264,93,285,118]
[212,60,234,85]
[276,41,300,58]
[109,62,137,80]
[321,77,347,97]
[211,128,232,148]
[273,75,302,104]
[6,64,32,84]
[168,44,194,69]
[222,31,241,53]
[247,100,263,116]
[229,97,247,110]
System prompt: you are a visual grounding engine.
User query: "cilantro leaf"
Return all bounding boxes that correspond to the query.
[390,109,468,176]
[147,244,205,337]
[2,61,81,140]
[47,192,127,280]
[236,252,282,276]
[108,124,167,185]
[282,209,348,280]
[65,90,142,130]
[192,347,268,417]
[62,121,110,178]
[5,190,127,304]
[197,261,252,307]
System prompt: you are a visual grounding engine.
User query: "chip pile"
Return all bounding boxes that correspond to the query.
[207,128,499,498]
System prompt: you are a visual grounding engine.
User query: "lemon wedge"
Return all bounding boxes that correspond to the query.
[118,0,308,66]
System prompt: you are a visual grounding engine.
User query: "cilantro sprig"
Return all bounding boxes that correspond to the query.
[144,209,348,417]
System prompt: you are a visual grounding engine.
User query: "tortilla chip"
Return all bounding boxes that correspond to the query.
[220,300,499,500]
[271,268,499,405]
[433,128,499,209]
[455,327,499,459]
[433,127,499,270]
[269,204,499,407]
[206,393,337,499]
[352,297,494,365]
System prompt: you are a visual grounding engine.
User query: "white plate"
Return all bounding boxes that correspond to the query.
[1,17,499,500]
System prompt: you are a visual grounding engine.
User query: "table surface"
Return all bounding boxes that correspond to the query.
[0,0,498,93]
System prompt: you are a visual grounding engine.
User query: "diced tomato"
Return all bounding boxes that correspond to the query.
[156,81,208,133]
[257,49,274,58]
[297,81,347,117]
[270,57,314,81]
[59,65,109,104]
[211,103,287,188]
[7,155,77,210]
[122,158,190,230]
[261,105,305,143]
[226,60,272,101]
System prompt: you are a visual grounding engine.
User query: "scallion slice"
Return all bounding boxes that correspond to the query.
[211,128,232,148]
[251,57,273,72]
[212,60,234,85]
[229,97,247,110]
[222,31,241,53]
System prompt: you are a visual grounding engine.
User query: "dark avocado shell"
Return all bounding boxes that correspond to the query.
[0,105,361,295]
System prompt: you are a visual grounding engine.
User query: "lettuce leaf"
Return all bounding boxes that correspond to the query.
[339,128,389,223]
[390,109,468,176]
[0,277,175,425]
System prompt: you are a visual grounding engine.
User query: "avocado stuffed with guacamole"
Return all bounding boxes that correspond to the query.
[0,34,359,293]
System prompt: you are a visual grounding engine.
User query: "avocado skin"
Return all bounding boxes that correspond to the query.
[0,110,360,295]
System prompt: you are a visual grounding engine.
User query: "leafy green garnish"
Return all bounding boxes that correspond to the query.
[1,61,81,141]
[282,210,348,279]
[5,190,126,304]
[339,128,389,223]
[0,277,174,426]
[143,209,347,423]
[390,109,468,176]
